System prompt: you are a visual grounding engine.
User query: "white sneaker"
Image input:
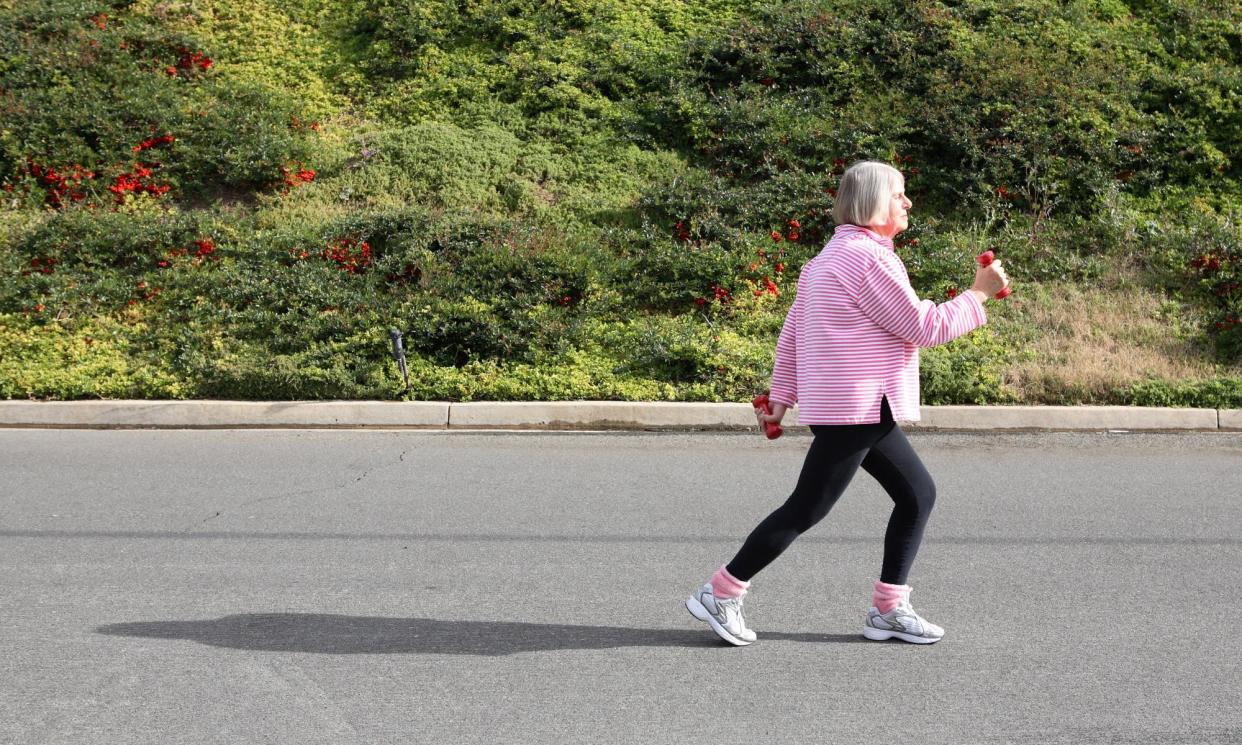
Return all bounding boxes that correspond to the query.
[863,600,945,644]
[686,583,756,646]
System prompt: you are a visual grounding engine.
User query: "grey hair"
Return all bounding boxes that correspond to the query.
[831,161,903,227]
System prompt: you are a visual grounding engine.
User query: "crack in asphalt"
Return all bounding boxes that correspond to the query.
[185,448,411,530]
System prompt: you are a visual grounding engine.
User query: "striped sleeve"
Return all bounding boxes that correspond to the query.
[855,253,987,348]
[768,291,800,407]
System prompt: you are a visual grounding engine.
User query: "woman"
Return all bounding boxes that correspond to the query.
[686,160,1009,646]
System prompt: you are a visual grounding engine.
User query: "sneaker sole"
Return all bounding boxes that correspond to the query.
[685,595,753,646]
[862,626,942,644]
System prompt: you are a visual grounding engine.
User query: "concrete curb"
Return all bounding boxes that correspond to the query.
[0,400,1237,432]
[1220,409,1242,431]
[908,405,1223,432]
[0,400,450,429]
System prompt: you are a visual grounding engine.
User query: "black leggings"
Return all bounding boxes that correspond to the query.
[726,398,936,585]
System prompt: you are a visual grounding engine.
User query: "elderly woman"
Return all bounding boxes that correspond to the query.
[686,160,1009,646]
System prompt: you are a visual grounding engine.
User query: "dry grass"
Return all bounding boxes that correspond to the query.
[996,281,1242,403]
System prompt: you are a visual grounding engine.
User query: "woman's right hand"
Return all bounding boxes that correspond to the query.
[971,259,1009,300]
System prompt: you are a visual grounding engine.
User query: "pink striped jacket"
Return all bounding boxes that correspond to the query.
[768,224,987,424]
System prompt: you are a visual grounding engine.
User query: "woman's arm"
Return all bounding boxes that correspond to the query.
[768,291,801,407]
[855,253,987,348]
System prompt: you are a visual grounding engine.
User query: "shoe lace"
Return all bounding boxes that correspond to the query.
[719,594,747,624]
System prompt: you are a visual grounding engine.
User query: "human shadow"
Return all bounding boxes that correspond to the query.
[95,613,865,656]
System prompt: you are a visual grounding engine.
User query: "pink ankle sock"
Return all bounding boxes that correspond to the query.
[709,565,750,599]
[872,581,911,613]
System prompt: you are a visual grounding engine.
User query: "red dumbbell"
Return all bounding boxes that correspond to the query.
[751,393,784,440]
[976,250,1012,299]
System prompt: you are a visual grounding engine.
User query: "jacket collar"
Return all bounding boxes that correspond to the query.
[833,223,895,251]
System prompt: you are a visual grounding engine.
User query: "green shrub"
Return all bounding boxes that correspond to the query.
[335,122,524,213]
[920,326,1018,405]
[0,313,187,399]
[1121,377,1242,409]
[651,0,1238,226]
[177,332,390,400]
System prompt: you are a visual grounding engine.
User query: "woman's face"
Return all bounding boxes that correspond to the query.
[871,176,912,239]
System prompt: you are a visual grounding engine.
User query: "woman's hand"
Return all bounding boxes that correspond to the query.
[757,401,787,428]
[970,259,1009,301]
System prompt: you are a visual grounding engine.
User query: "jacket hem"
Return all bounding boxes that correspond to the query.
[800,415,923,425]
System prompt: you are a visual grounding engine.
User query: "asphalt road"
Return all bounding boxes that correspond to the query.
[3,429,1241,745]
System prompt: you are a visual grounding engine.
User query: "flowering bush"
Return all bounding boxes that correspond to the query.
[0,0,1239,402]
[0,3,319,201]
[1184,221,1242,360]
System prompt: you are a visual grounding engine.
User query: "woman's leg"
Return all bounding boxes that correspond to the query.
[860,422,937,585]
[725,422,886,581]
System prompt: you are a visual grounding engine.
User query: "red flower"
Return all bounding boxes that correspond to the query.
[673,221,690,243]
[166,66,178,76]
[133,135,176,153]
[946,287,959,299]
[175,50,213,73]
[787,219,800,229]
[770,230,783,243]
[321,237,372,274]
[1192,255,1223,272]
[107,163,171,203]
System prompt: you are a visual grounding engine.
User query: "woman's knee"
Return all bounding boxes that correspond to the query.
[914,478,937,516]
[772,495,831,535]
[892,474,936,519]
